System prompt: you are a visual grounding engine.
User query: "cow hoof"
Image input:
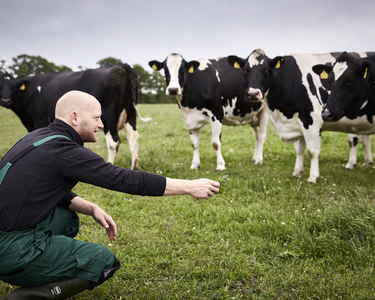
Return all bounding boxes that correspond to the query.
[344,164,355,170]
[307,177,317,183]
[292,171,303,178]
[363,161,373,167]
[131,161,139,171]
[216,165,226,171]
[190,164,200,170]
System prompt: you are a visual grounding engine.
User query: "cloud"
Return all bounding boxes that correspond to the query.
[1,0,374,71]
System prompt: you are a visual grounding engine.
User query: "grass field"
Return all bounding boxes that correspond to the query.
[1,104,375,299]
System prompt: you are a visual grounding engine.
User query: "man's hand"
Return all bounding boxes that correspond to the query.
[187,179,220,199]
[164,178,220,199]
[69,196,117,240]
[92,206,117,241]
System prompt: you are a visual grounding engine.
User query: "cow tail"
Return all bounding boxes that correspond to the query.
[123,64,152,123]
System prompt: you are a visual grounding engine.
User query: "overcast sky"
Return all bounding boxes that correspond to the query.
[1,0,374,72]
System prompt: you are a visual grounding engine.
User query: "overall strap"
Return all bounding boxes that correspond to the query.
[0,135,71,185]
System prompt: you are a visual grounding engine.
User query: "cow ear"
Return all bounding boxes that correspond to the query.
[148,60,164,71]
[227,56,246,69]
[361,61,371,79]
[18,79,30,91]
[270,56,285,69]
[186,61,200,73]
[312,65,333,80]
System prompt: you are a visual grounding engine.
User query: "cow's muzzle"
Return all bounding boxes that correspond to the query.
[0,99,12,108]
[168,87,180,96]
[247,88,262,101]
[322,108,333,122]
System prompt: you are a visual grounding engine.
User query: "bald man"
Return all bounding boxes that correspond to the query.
[0,91,220,299]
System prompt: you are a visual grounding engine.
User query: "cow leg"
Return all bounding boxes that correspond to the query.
[305,134,321,184]
[292,138,306,179]
[345,134,358,169]
[124,123,140,170]
[251,108,268,164]
[360,134,373,167]
[210,120,225,171]
[105,132,120,165]
[252,126,260,162]
[189,129,200,170]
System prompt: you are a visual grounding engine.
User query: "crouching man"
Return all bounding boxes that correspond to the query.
[0,91,220,299]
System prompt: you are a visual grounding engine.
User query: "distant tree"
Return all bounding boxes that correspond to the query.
[133,64,151,92]
[8,54,72,78]
[0,60,5,75]
[133,64,171,103]
[55,65,72,73]
[97,57,123,67]
[149,69,171,103]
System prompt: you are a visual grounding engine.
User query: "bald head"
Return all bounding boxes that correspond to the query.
[56,91,99,122]
[55,90,104,142]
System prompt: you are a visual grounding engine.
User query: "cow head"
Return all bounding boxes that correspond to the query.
[313,52,375,122]
[149,54,199,96]
[0,73,18,108]
[228,49,285,102]
[0,73,30,109]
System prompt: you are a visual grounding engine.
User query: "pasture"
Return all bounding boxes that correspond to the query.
[1,104,375,299]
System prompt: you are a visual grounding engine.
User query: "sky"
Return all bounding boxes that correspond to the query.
[1,0,375,72]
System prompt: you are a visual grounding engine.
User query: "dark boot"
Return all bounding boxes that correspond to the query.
[3,277,91,299]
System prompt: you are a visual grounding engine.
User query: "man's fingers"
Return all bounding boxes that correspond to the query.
[106,217,117,240]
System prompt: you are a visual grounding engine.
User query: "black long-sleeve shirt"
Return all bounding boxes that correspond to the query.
[0,119,166,232]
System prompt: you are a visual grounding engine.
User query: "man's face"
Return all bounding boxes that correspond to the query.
[77,101,104,143]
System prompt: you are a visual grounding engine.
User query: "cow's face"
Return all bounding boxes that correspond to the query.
[164,54,186,95]
[149,54,199,96]
[0,73,18,108]
[318,53,374,122]
[228,49,280,102]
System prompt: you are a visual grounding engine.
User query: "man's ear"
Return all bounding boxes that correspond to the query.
[71,111,79,126]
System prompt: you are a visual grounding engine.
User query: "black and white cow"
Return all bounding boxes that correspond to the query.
[228,49,374,183]
[149,53,268,170]
[0,64,152,170]
[313,52,375,131]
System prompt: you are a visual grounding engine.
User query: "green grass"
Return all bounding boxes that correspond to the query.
[1,104,375,299]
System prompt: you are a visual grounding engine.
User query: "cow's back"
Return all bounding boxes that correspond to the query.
[22,64,132,129]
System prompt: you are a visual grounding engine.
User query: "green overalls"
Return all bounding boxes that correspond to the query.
[0,135,114,287]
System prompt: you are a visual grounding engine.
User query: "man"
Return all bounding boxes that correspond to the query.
[0,90,220,299]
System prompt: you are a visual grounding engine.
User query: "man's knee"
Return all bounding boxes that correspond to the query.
[89,254,121,289]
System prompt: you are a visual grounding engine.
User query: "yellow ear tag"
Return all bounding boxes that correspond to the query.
[364,67,368,79]
[234,61,240,69]
[188,66,194,73]
[20,84,26,90]
[275,60,281,69]
[320,70,328,79]
[152,64,158,71]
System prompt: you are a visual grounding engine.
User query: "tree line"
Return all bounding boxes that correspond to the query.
[0,55,173,104]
